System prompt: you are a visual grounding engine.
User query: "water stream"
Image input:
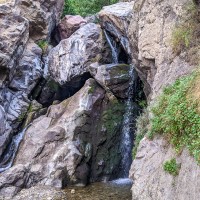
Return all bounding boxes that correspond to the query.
[0,125,30,173]
[104,29,136,178]
[120,65,136,177]
[104,30,119,63]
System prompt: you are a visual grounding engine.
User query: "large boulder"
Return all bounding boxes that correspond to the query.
[15,0,64,40]
[89,63,134,98]
[0,79,124,198]
[58,15,87,40]
[98,2,134,56]
[48,23,104,85]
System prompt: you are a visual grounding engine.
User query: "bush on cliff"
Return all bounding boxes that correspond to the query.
[149,70,200,164]
[63,0,118,16]
[171,2,200,66]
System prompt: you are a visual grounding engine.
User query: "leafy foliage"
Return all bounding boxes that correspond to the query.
[149,71,200,164]
[163,158,180,176]
[132,109,149,159]
[63,0,118,16]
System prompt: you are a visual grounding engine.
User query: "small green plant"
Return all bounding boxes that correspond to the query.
[88,85,95,94]
[138,100,147,108]
[163,158,180,176]
[132,109,149,159]
[149,71,200,164]
[102,99,125,134]
[37,40,48,53]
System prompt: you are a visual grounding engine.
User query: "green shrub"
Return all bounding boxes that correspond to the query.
[132,109,149,159]
[149,71,200,164]
[163,158,180,176]
[63,0,118,17]
[171,2,199,56]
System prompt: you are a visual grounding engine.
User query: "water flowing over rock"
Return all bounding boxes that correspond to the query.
[48,23,104,85]
[98,2,134,56]
[0,106,12,158]
[0,79,125,198]
[120,66,139,177]
[58,15,87,40]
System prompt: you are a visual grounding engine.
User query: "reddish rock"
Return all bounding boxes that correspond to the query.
[58,15,87,40]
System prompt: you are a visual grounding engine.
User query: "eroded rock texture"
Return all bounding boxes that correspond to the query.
[127,0,200,199]
[128,0,198,98]
[15,0,64,41]
[130,137,200,200]
[89,62,133,99]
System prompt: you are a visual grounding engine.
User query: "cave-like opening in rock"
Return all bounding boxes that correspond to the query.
[30,72,93,107]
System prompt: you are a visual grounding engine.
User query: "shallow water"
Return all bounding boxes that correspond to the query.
[64,179,132,200]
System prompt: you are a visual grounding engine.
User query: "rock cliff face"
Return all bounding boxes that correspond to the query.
[127,0,200,199]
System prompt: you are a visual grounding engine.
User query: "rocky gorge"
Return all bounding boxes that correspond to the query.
[0,0,199,200]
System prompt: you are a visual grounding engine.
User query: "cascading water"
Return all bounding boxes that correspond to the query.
[104,29,137,178]
[0,125,30,173]
[120,66,136,177]
[104,30,119,64]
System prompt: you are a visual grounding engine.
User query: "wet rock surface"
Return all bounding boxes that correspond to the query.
[89,63,132,99]
[99,2,134,56]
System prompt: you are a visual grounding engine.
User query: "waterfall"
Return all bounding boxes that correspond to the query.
[104,28,137,178]
[104,30,119,64]
[0,125,30,173]
[120,65,136,177]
